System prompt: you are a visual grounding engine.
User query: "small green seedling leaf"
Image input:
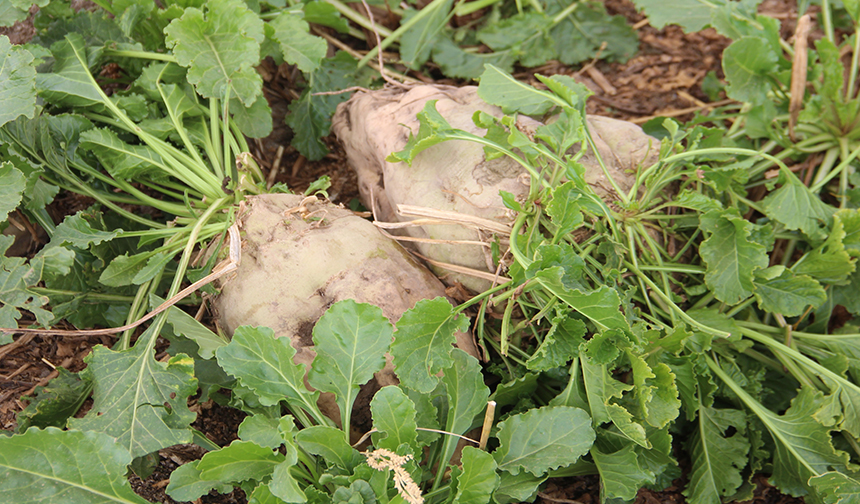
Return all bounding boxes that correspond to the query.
[0,427,148,503]
[391,297,470,393]
[308,300,392,435]
[493,406,595,475]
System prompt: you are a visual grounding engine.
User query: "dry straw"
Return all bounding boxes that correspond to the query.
[364,449,424,504]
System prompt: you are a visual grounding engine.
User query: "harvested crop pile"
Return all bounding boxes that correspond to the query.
[332,84,659,292]
[214,193,478,429]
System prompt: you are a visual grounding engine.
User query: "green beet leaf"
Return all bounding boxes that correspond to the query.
[269,458,307,503]
[699,209,769,305]
[453,447,500,504]
[630,0,715,32]
[50,211,121,250]
[230,94,274,139]
[296,425,363,470]
[809,471,860,504]
[157,294,228,360]
[164,0,264,105]
[760,168,834,236]
[35,34,104,108]
[722,37,780,106]
[581,357,649,447]
[525,315,586,372]
[400,0,454,69]
[533,268,629,332]
[0,427,148,503]
[591,444,656,502]
[629,354,680,429]
[391,297,469,393]
[793,216,856,285]
[477,65,561,115]
[548,1,638,65]
[0,36,36,128]
[166,460,235,502]
[439,349,491,469]
[238,415,283,449]
[0,163,25,223]
[308,300,392,435]
[268,12,327,73]
[16,367,91,431]
[431,36,516,80]
[286,52,368,160]
[0,235,74,329]
[215,325,322,419]
[493,471,547,504]
[198,440,285,484]
[68,332,198,459]
[493,405,595,475]
[370,386,420,455]
[684,406,750,504]
[753,267,827,316]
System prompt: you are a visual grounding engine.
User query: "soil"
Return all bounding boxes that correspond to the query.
[0,1,811,503]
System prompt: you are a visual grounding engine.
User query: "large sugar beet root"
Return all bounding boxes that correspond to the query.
[215,194,478,429]
[332,85,658,292]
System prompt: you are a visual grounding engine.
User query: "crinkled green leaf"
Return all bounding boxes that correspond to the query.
[16,367,90,432]
[0,427,148,503]
[215,325,321,414]
[269,12,327,72]
[581,358,648,447]
[760,168,834,236]
[629,0,714,31]
[629,354,680,428]
[591,444,655,502]
[370,386,419,454]
[809,471,860,504]
[722,37,780,106]
[794,215,856,284]
[493,406,594,475]
[454,447,500,504]
[0,163,25,223]
[534,268,629,332]
[684,406,749,504]
[50,212,121,250]
[525,315,586,372]
[303,1,350,33]
[99,251,159,287]
[477,12,555,68]
[164,0,264,105]
[700,209,769,305]
[68,331,198,459]
[0,235,74,328]
[269,458,306,503]
[761,387,851,496]
[753,267,827,316]
[79,128,167,181]
[0,36,36,127]
[198,440,284,483]
[308,300,392,431]
[546,181,584,237]
[391,297,469,393]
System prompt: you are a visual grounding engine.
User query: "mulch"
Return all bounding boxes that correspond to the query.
[1,1,811,503]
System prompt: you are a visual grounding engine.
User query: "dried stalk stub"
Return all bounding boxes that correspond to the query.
[332,85,658,292]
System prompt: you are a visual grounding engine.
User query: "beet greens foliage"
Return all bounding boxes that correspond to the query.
[3,0,860,503]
